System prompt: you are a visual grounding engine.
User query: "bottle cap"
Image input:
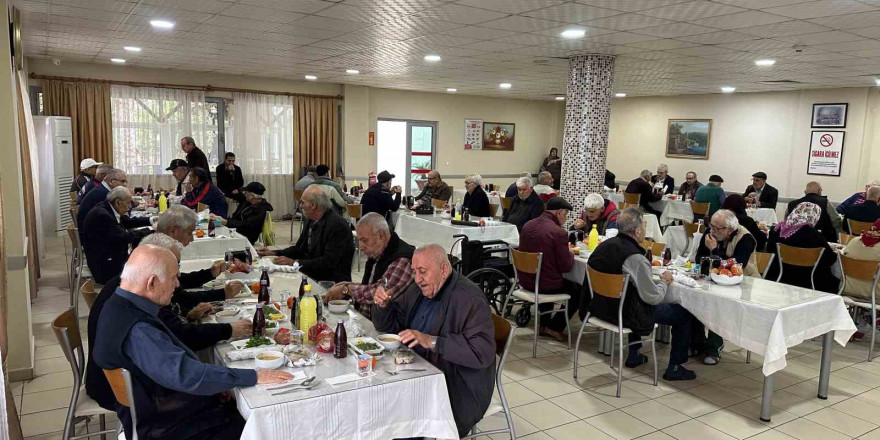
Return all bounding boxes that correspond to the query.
[305,285,312,292]
[338,319,344,324]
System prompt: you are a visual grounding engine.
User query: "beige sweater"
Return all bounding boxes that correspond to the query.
[842,238,880,301]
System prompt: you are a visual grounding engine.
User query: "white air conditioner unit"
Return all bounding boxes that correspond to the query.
[33,116,74,237]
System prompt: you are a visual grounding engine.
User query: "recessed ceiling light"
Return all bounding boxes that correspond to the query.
[615,93,627,98]
[721,86,736,93]
[304,75,317,81]
[346,69,359,74]
[110,58,126,64]
[499,83,512,89]
[755,59,775,66]
[424,54,442,62]
[560,29,586,39]
[446,88,457,93]
[149,20,175,29]
[123,46,141,52]
[555,96,565,101]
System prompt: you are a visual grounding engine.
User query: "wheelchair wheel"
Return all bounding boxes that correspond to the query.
[515,307,531,328]
[466,268,512,316]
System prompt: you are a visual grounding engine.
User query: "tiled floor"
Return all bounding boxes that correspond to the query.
[15,220,880,440]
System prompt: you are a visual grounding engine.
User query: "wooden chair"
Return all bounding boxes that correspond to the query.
[640,241,666,257]
[104,368,138,440]
[488,203,500,218]
[70,206,79,228]
[754,252,775,279]
[431,198,447,208]
[620,202,639,211]
[575,266,657,397]
[502,249,571,357]
[840,233,856,245]
[69,191,77,204]
[623,192,640,205]
[80,279,98,309]
[776,243,825,290]
[690,201,710,220]
[197,202,208,212]
[499,197,513,211]
[837,254,880,360]
[461,315,517,439]
[849,219,873,235]
[348,204,364,270]
[684,221,706,251]
[53,308,118,440]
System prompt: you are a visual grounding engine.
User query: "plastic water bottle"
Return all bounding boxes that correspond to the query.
[588,225,599,251]
[455,199,462,221]
[158,191,167,213]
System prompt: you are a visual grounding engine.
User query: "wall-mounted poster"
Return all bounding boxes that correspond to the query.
[464,119,483,150]
[811,103,847,128]
[665,119,711,160]
[482,122,515,151]
[807,130,845,176]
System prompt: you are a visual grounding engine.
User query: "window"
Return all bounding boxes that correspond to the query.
[228,92,293,175]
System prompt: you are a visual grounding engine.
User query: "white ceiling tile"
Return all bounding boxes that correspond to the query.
[634,22,719,38]
[808,10,880,30]
[627,38,701,50]
[846,26,880,39]
[716,38,797,51]
[584,31,659,45]
[580,13,674,31]
[737,20,832,37]
[237,0,332,14]
[697,11,792,30]
[713,0,806,7]
[454,0,566,14]
[640,1,746,20]
[440,26,519,40]
[218,4,304,24]
[776,30,865,45]
[480,15,564,32]
[521,3,623,23]
[763,0,878,20]
[676,31,758,44]
[460,40,527,51]
[492,33,560,45]
[289,15,374,32]
[415,3,508,25]
[573,0,690,12]
[271,23,344,40]
[813,39,880,52]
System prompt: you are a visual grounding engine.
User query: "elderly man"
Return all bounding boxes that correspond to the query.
[413,170,453,206]
[572,193,619,235]
[78,163,111,203]
[678,171,702,200]
[505,172,532,198]
[533,171,558,202]
[295,165,317,192]
[843,185,880,232]
[215,152,244,198]
[183,167,228,218]
[694,209,759,365]
[310,164,355,203]
[743,171,778,210]
[214,182,273,244]
[323,212,414,318]
[625,170,663,216]
[462,174,491,218]
[786,182,840,242]
[837,180,879,215]
[154,205,231,289]
[258,186,354,282]
[78,167,128,229]
[589,209,696,380]
[360,170,401,220]
[519,197,579,341]
[651,164,675,195]
[165,159,190,196]
[180,136,212,183]
[503,176,544,231]
[694,174,726,220]
[93,245,291,440]
[82,187,152,284]
[372,244,495,438]
[71,158,101,194]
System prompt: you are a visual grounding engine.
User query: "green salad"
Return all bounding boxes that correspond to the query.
[244,336,272,348]
[266,322,277,328]
[356,341,381,351]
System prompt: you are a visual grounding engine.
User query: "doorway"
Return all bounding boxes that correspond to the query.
[376,119,437,196]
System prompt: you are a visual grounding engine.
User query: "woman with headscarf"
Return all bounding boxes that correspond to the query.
[721,194,769,252]
[540,147,562,190]
[766,202,839,292]
[841,219,880,301]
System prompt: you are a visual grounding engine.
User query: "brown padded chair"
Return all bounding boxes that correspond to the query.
[197,202,208,212]
[776,243,825,290]
[623,192,640,205]
[488,203,500,218]
[346,204,363,221]
[499,197,513,211]
[849,219,873,235]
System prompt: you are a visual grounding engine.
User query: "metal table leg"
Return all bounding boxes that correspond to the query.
[760,374,774,422]
[818,332,833,399]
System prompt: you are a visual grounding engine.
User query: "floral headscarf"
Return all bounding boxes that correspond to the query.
[778,202,821,239]
[860,219,880,247]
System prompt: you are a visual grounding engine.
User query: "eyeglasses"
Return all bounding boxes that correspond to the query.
[709,224,727,231]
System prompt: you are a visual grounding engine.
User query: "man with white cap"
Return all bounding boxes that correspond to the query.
[71,158,102,194]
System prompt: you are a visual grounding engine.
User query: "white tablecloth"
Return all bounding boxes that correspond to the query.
[656,199,693,226]
[749,208,779,225]
[452,188,503,217]
[181,226,257,261]
[395,213,519,254]
[660,226,702,261]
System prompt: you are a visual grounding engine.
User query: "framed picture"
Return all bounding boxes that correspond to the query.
[811,103,847,128]
[665,119,711,160]
[482,122,515,151]
[807,130,845,176]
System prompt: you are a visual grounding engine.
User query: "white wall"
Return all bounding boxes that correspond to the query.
[606,87,877,203]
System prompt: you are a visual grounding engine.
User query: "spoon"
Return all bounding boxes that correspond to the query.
[266,375,316,391]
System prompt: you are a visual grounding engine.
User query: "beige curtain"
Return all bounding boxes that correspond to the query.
[42,79,113,167]
[294,97,339,180]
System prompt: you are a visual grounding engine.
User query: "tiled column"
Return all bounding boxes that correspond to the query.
[560,55,616,224]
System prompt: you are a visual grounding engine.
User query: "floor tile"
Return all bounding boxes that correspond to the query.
[654,391,721,418]
[34,357,72,376]
[727,398,798,427]
[697,409,771,439]
[549,390,616,419]
[20,408,69,437]
[586,382,651,409]
[804,407,878,437]
[833,397,880,424]
[747,430,799,440]
[545,420,615,440]
[634,432,676,440]
[662,419,737,440]
[511,400,578,431]
[621,400,690,430]
[685,383,752,408]
[520,374,581,398]
[861,427,880,440]
[23,372,73,394]
[762,389,826,417]
[586,410,657,440]
[497,382,546,408]
[519,432,553,440]
[833,366,880,388]
[716,375,766,398]
[775,418,852,440]
[553,367,615,389]
[524,355,576,373]
[20,388,73,415]
[34,345,65,361]
[741,369,804,389]
[503,360,550,382]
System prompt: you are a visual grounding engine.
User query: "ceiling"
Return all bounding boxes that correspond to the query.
[16,0,880,100]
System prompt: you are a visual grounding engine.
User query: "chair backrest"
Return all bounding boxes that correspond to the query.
[499,197,512,210]
[684,221,706,238]
[849,219,873,235]
[69,191,77,203]
[66,224,80,249]
[197,202,208,212]
[491,315,515,359]
[52,308,84,383]
[510,249,542,275]
[103,369,132,407]
[840,233,856,245]
[690,201,710,216]
[777,243,824,267]
[489,203,499,217]
[70,206,80,227]
[839,254,880,282]
[754,252,775,279]
[587,267,628,299]
[623,192,640,205]
[81,279,98,308]
[431,198,446,208]
[347,204,362,220]
[293,189,305,204]
[621,202,639,211]
[640,241,665,256]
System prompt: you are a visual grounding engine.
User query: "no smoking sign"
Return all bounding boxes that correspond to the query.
[808,130,845,176]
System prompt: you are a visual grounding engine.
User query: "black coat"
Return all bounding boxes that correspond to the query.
[71,171,91,193]
[843,201,880,232]
[604,170,617,190]
[360,183,401,220]
[786,194,837,243]
[502,191,543,231]
[651,174,675,195]
[766,226,839,293]
[736,213,767,252]
[462,186,491,218]
[743,183,779,210]
[82,201,151,284]
[277,209,354,282]
[226,199,273,244]
[625,178,662,216]
[78,183,109,231]
[214,164,243,196]
[186,147,212,183]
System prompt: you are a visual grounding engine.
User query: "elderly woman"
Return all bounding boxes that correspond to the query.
[572,193,619,235]
[183,167,228,218]
[841,219,880,301]
[462,174,490,218]
[766,202,839,292]
[721,194,769,251]
[214,182,273,243]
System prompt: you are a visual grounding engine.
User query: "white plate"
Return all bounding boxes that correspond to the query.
[352,337,384,355]
[230,338,275,350]
[710,273,743,285]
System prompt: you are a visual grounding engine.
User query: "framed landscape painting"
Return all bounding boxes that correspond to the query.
[482,122,515,151]
[666,119,711,160]
[811,103,847,128]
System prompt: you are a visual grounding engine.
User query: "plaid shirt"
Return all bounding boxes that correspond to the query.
[350,257,413,319]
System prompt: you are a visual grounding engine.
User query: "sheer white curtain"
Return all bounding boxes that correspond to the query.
[230,92,295,219]
[111,85,208,190]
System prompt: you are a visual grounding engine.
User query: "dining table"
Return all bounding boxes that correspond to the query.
[451,188,504,218]
[608,193,779,226]
[180,226,258,262]
[180,259,460,440]
[394,212,519,255]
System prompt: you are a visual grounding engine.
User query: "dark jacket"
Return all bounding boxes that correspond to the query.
[843,201,880,233]
[743,183,779,210]
[604,170,617,190]
[625,177,662,215]
[71,171,91,193]
[588,234,655,335]
[540,155,562,190]
[183,182,228,219]
[371,271,495,437]
[78,183,109,230]
[415,181,453,204]
[226,199,273,244]
[502,191,544,231]
[737,213,767,251]
[651,174,675,195]
[83,201,151,284]
[766,226,839,293]
[186,147,212,183]
[786,194,838,243]
[277,209,354,282]
[360,183,401,220]
[519,212,574,292]
[214,164,243,196]
[678,181,703,200]
[504,182,518,198]
[572,199,619,235]
[462,186,491,218]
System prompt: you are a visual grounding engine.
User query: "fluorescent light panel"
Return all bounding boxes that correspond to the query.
[123,46,141,52]
[561,29,586,39]
[424,55,441,62]
[150,20,174,29]
[499,83,512,89]
[110,58,125,63]
[305,75,317,80]
[721,86,736,93]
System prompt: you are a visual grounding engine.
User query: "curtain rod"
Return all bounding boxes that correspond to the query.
[28,73,344,100]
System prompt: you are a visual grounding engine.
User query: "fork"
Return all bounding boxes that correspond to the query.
[266,376,316,391]
[270,382,320,396]
[386,369,426,376]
